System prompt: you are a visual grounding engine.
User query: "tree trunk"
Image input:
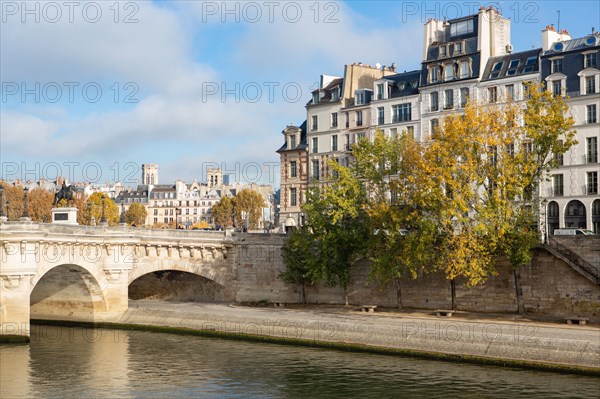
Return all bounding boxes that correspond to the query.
[344,285,349,306]
[301,283,307,304]
[394,276,403,309]
[450,279,456,310]
[514,267,525,315]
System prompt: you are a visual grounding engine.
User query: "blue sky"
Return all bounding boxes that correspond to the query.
[1,0,598,188]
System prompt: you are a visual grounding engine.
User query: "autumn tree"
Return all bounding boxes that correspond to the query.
[424,82,576,312]
[0,183,24,220]
[84,192,119,226]
[26,187,54,223]
[233,189,265,230]
[125,202,148,227]
[212,196,234,228]
[301,162,370,305]
[350,130,441,307]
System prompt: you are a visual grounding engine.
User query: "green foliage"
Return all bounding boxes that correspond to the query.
[279,225,317,303]
[125,202,148,227]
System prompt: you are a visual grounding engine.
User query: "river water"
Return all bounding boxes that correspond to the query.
[1,325,598,398]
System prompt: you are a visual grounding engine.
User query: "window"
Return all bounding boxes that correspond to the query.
[552,80,562,97]
[345,112,349,128]
[406,126,414,138]
[585,52,597,68]
[290,188,297,206]
[588,104,597,124]
[390,128,398,139]
[331,112,338,128]
[430,91,439,111]
[311,115,318,131]
[525,56,537,65]
[377,83,384,100]
[506,84,515,101]
[551,58,563,73]
[506,143,515,157]
[154,209,158,215]
[312,92,319,104]
[378,107,385,125]
[290,135,296,149]
[444,89,454,109]
[506,69,517,76]
[431,118,439,134]
[554,140,564,166]
[509,59,519,69]
[488,86,497,103]
[586,76,596,94]
[489,146,498,166]
[553,174,564,196]
[588,137,598,163]
[444,63,454,81]
[356,110,363,126]
[430,66,439,83]
[290,161,297,178]
[450,19,474,37]
[460,87,469,108]
[332,135,338,152]
[312,137,318,153]
[588,171,598,195]
[455,41,463,54]
[492,62,503,72]
[355,91,366,105]
[332,87,340,101]
[312,160,319,180]
[393,104,411,122]
[440,45,447,57]
[460,61,470,78]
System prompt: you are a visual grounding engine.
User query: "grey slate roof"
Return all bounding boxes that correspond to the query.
[481,48,542,81]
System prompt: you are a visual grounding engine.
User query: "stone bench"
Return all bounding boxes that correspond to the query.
[435,309,454,317]
[360,305,377,313]
[566,317,588,325]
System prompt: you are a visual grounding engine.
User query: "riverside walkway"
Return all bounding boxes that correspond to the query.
[106,301,600,373]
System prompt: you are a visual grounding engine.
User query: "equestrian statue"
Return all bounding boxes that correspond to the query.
[54,181,76,206]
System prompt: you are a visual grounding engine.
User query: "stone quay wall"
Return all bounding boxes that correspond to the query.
[232,234,600,323]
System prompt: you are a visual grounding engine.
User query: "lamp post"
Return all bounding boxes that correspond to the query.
[0,186,5,221]
[541,198,548,244]
[22,187,29,219]
[87,202,92,225]
[175,207,180,229]
[100,196,107,224]
[119,203,126,225]
[5,201,10,220]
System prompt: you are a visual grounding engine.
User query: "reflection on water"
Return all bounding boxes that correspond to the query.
[1,325,599,398]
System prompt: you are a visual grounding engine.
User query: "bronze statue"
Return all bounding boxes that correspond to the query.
[54,182,76,206]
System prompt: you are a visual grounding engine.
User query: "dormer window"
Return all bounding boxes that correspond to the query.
[312,92,319,104]
[526,56,537,66]
[440,45,447,58]
[355,90,366,105]
[376,83,385,100]
[290,135,297,149]
[455,41,464,55]
[399,82,406,90]
[553,42,564,52]
[585,52,597,68]
[444,63,454,81]
[429,66,439,83]
[585,36,597,46]
[551,58,563,74]
[509,59,519,69]
[331,87,340,101]
[450,19,474,37]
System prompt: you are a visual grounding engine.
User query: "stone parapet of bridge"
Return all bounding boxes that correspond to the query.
[0,222,237,340]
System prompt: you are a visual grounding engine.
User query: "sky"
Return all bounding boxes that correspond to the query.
[1,0,599,189]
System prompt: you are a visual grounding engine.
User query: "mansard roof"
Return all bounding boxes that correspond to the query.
[542,33,600,56]
[481,48,542,81]
[276,120,307,153]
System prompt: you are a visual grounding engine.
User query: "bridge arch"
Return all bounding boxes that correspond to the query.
[128,262,229,286]
[30,263,108,320]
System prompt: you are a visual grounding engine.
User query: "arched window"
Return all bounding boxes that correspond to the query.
[565,200,587,229]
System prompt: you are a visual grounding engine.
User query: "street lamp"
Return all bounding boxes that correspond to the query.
[87,202,92,225]
[22,187,29,219]
[100,196,107,224]
[119,203,126,224]
[175,207,180,229]
[0,186,4,219]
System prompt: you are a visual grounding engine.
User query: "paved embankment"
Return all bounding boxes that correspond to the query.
[114,301,600,373]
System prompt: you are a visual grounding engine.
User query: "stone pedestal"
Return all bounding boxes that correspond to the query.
[51,207,78,225]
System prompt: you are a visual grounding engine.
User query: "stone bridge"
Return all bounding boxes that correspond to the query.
[0,222,286,340]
